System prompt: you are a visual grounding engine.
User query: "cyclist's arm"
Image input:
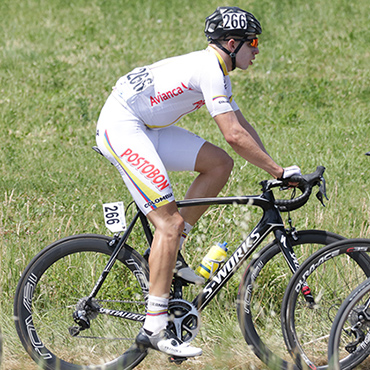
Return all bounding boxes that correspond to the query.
[213,111,284,179]
[234,110,269,155]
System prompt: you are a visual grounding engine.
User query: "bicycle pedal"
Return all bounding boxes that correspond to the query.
[168,356,188,364]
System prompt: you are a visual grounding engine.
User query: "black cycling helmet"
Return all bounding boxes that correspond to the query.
[204,7,262,71]
[205,7,262,41]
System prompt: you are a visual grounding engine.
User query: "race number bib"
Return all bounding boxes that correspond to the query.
[114,67,154,102]
[125,67,154,93]
[222,13,248,30]
[103,201,126,233]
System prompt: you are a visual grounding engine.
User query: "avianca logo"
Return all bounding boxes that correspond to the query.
[150,83,192,106]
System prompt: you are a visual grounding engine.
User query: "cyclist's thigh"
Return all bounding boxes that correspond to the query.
[155,125,206,171]
[96,96,175,215]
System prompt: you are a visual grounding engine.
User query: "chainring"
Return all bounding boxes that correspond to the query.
[168,299,200,343]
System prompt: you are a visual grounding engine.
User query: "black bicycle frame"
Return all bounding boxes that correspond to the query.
[178,192,298,311]
[86,187,301,317]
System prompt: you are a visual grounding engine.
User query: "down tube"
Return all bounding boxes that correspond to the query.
[193,221,283,311]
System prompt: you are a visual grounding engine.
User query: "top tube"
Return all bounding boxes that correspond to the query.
[176,165,326,213]
[176,194,274,210]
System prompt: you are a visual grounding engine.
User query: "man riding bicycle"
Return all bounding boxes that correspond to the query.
[96,6,301,358]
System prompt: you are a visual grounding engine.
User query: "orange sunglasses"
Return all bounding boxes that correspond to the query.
[247,38,259,48]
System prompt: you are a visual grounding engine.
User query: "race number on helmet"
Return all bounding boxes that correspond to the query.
[204,6,262,41]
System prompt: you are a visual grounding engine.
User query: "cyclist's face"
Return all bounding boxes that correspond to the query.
[236,37,259,70]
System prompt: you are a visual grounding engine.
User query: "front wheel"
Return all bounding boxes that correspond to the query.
[14,234,150,370]
[281,238,370,370]
[237,230,345,370]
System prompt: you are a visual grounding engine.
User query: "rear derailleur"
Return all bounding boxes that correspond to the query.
[69,297,100,336]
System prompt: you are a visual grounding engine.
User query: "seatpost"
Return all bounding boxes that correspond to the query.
[173,278,183,299]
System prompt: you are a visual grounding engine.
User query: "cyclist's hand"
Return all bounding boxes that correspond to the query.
[281,165,301,187]
[282,165,301,179]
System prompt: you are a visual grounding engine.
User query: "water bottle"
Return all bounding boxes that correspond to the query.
[197,242,228,279]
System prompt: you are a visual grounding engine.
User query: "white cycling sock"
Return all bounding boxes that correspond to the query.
[179,222,193,250]
[143,295,169,335]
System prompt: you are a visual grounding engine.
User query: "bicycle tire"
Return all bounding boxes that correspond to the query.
[237,230,345,370]
[281,238,370,370]
[328,274,370,370]
[14,234,150,370]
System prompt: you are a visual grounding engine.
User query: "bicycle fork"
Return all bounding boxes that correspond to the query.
[275,227,315,306]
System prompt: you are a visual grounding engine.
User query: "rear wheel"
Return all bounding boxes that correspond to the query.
[14,234,149,370]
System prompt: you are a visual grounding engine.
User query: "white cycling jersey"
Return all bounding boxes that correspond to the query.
[111,46,239,128]
[97,46,239,215]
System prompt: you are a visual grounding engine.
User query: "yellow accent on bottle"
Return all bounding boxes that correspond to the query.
[197,242,228,279]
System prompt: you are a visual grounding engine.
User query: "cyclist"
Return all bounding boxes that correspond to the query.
[96,6,301,358]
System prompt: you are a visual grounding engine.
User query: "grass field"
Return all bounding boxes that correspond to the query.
[1,0,370,369]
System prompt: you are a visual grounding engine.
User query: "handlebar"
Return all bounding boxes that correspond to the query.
[260,166,327,212]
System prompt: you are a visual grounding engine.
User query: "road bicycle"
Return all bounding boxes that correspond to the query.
[281,238,370,370]
[14,165,351,370]
[326,240,370,370]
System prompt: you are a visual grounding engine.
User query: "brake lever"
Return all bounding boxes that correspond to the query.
[260,179,283,192]
[279,186,290,191]
[316,176,328,207]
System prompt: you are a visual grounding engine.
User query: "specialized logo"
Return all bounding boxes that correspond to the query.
[150,82,192,106]
[99,307,145,321]
[121,148,170,191]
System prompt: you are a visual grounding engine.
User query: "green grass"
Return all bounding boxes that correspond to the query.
[1,0,370,368]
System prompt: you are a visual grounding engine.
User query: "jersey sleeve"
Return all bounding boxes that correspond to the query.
[197,53,237,118]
